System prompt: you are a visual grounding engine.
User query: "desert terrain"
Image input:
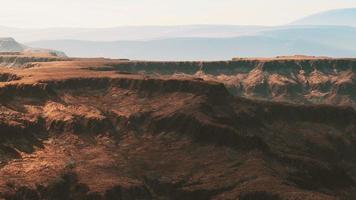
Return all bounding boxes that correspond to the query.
[0,54,354,200]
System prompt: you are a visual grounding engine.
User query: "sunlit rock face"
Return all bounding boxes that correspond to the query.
[98,58,356,108]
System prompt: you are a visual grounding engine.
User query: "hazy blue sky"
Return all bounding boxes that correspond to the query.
[1,0,356,28]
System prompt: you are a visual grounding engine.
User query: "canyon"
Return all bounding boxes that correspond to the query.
[0,56,355,199]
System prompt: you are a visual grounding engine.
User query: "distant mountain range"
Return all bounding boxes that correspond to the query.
[291,8,356,27]
[0,25,271,42]
[0,37,66,57]
[26,34,356,61]
[2,8,356,60]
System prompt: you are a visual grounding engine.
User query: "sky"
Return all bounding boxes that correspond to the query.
[1,0,356,28]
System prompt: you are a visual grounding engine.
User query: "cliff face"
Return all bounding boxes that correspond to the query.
[99,59,356,108]
[0,60,355,199]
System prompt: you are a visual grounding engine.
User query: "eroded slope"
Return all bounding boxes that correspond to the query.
[0,61,355,199]
[92,58,356,108]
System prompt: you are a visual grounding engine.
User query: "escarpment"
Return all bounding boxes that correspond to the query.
[0,57,356,199]
[93,59,356,108]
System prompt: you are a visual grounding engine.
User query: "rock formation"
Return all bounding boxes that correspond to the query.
[0,57,355,199]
